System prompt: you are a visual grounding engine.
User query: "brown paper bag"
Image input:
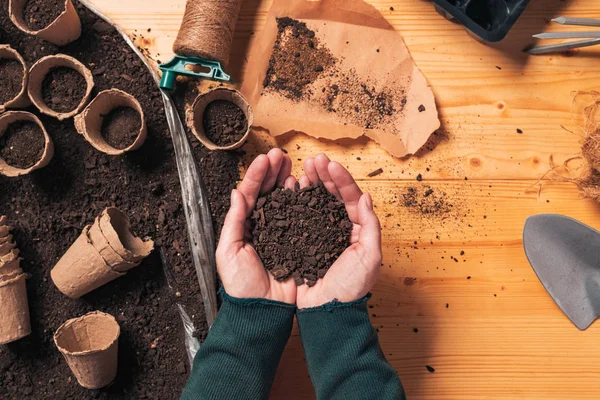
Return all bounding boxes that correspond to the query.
[241,0,439,158]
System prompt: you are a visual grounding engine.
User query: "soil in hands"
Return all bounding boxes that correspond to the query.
[202,100,247,147]
[101,106,141,149]
[0,59,24,105]
[0,121,45,169]
[41,66,86,113]
[23,0,66,31]
[251,184,352,287]
[264,17,336,100]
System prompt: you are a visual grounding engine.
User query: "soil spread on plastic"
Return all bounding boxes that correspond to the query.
[0,2,241,399]
[101,106,141,150]
[0,59,24,105]
[251,184,352,287]
[22,0,66,31]
[41,66,86,113]
[202,100,247,147]
[0,120,45,169]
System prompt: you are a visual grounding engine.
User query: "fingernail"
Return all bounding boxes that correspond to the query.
[364,193,373,210]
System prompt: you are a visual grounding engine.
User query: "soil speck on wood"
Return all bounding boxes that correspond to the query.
[251,184,352,286]
[0,59,24,104]
[101,106,141,150]
[23,0,65,31]
[0,120,44,168]
[41,66,86,113]
[202,100,247,147]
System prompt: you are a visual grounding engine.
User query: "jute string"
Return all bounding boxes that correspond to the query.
[173,0,244,67]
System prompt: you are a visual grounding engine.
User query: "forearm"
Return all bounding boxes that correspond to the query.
[180,289,295,400]
[297,296,406,400]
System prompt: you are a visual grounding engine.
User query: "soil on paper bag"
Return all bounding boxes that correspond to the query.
[0,120,45,169]
[263,17,406,130]
[202,100,247,147]
[101,106,142,150]
[23,0,66,31]
[0,59,24,105]
[41,66,87,113]
[251,184,352,287]
[0,2,241,399]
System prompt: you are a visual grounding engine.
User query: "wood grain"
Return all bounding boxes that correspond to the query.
[88,0,600,398]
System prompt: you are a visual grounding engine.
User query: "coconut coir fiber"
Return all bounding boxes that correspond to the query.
[251,184,352,287]
[0,59,23,105]
[41,66,86,113]
[0,120,45,169]
[101,106,141,149]
[22,0,66,31]
[202,100,247,147]
[0,2,241,398]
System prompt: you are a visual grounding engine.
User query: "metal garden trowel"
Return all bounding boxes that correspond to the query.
[523,214,600,330]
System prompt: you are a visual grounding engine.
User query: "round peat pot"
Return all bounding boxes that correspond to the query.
[0,45,30,112]
[186,88,253,151]
[0,271,31,345]
[9,0,81,46]
[74,89,147,155]
[28,54,94,120]
[54,311,120,389]
[97,207,153,263]
[88,216,140,273]
[0,111,54,177]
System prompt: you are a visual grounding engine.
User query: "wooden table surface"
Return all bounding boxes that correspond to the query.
[89,0,600,398]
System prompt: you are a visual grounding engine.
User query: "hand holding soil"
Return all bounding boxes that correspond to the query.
[216,148,296,304]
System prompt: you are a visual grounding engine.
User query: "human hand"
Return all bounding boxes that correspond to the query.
[294,154,382,308]
[216,148,297,304]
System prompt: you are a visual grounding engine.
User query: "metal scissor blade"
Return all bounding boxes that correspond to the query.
[552,17,600,27]
[533,32,600,39]
[527,38,600,55]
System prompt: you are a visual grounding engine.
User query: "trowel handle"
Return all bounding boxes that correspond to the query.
[172,0,244,68]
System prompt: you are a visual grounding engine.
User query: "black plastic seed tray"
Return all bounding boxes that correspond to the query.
[433,0,530,42]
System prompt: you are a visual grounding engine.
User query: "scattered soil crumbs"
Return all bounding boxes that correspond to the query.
[402,186,453,216]
[202,100,247,147]
[251,184,352,286]
[41,66,87,113]
[426,365,435,373]
[0,2,241,398]
[264,17,336,100]
[0,59,24,105]
[263,17,407,130]
[368,168,383,177]
[23,0,66,31]
[101,106,141,150]
[0,120,45,168]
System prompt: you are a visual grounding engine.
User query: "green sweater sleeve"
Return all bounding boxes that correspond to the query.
[297,296,406,400]
[180,290,295,400]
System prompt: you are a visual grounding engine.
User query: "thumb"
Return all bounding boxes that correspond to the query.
[219,189,248,247]
[357,193,382,267]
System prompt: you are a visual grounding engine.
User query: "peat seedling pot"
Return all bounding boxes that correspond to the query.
[28,54,94,120]
[54,311,120,389]
[9,0,81,46]
[74,89,147,155]
[186,87,253,151]
[97,207,154,264]
[0,111,54,177]
[0,45,30,112]
[0,270,31,345]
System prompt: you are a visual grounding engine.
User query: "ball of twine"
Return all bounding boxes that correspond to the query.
[173,0,243,68]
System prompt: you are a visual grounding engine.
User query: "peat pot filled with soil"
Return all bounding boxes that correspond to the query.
[251,184,353,286]
[8,0,81,45]
[0,45,30,112]
[27,54,94,120]
[187,88,253,150]
[0,111,54,177]
[74,88,147,155]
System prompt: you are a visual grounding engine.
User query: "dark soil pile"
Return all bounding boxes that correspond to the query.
[0,2,241,399]
[251,184,352,287]
[401,186,453,216]
[22,0,66,31]
[202,100,247,147]
[101,106,141,149]
[0,120,45,168]
[41,66,87,113]
[264,17,336,100]
[0,59,24,104]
